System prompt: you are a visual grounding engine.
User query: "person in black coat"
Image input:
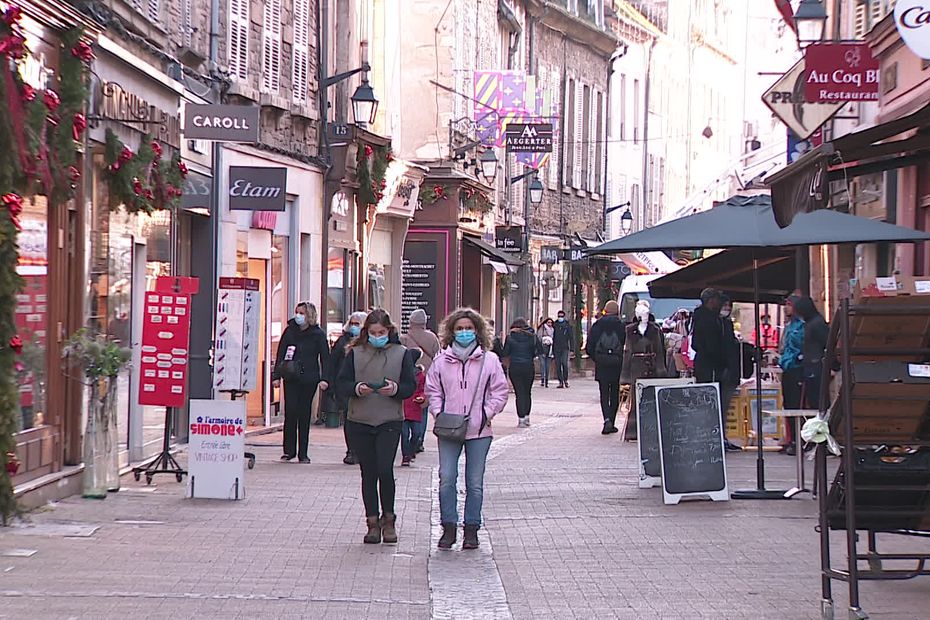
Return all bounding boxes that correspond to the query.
[502,317,541,427]
[691,288,726,384]
[794,296,829,409]
[325,311,368,464]
[552,309,575,388]
[719,296,742,451]
[585,300,626,435]
[272,302,331,463]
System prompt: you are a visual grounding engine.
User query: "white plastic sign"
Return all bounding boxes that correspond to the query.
[896,0,930,60]
[187,400,246,500]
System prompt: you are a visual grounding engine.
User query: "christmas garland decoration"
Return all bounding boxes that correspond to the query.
[103,129,187,214]
[418,184,448,207]
[462,186,493,214]
[356,143,392,206]
[0,10,92,524]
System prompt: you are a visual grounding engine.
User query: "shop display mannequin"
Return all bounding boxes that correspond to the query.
[620,301,668,440]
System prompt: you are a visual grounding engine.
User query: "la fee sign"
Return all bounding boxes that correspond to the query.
[896,0,930,59]
[804,43,879,103]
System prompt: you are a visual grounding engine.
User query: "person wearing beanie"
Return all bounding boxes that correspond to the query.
[585,300,626,435]
[401,309,441,453]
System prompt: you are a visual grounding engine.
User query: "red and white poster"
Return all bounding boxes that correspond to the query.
[804,43,879,103]
[139,282,194,408]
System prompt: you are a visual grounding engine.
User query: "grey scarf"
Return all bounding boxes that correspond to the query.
[451,341,479,362]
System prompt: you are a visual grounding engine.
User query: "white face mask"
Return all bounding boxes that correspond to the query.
[720,309,731,318]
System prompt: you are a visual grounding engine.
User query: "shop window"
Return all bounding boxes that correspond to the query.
[270,234,288,354]
[327,248,347,332]
[368,264,385,310]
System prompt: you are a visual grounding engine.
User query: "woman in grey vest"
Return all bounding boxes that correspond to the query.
[337,309,416,544]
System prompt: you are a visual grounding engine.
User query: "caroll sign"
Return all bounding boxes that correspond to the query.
[896,0,930,59]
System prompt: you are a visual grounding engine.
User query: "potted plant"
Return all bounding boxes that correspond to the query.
[62,329,131,498]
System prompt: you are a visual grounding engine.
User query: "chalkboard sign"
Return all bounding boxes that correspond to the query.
[636,378,694,489]
[655,383,729,505]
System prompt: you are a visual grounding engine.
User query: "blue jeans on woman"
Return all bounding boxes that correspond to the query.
[401,420,418,458]
[438,436,493,526]
[540,356,551,387]
[415,407,428,449]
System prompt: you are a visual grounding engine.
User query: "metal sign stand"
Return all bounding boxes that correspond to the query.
[228,390,256,470]
[132,407,186,485]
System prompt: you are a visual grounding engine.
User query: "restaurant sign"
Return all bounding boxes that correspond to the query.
[804,43,879,103]
[896,0,930,59]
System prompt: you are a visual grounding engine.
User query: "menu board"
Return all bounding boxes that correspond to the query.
[214,278,260,393]
[401,240,439,333]
[139,291,192,407]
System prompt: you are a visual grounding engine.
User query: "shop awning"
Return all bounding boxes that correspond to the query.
[767,101,930,228]
[486,260,509,274]
[464,236,522,267]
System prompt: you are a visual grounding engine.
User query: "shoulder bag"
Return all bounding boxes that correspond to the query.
[433,352,487,443]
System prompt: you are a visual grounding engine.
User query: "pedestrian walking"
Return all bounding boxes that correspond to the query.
[779,296,804,454]
[691,289,740,451]
[502,317,541,427]
[425,308,508,550]
[401,349,426,467]
[401,309,440,454]
[337,310,417,544]
[329,311,367,465]
[585,300,626,435]
[272,302,331,463]
[537,317,555,387]
[719,296,742,450]
[794,295,829,413]
[553,309,574,388]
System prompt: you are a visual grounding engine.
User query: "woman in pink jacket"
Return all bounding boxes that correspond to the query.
[426,308,509,550]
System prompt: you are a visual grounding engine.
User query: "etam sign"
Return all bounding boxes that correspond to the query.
[228,166,287,211]
[896,0,930,59]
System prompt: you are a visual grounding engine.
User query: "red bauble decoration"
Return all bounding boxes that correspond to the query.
[68,166,81,181]
[0,35,27,60]
[119,146,134,163]
[21,84,35,102]
[2,193,23,217]
[151,141,163,158]
[132,178,143,195]
[9,335,23,354]
[434,185,445,197]
[70,41,95,63]
[364,144,374,158]
[42,89,60,113]
[72,113,87,141]
[178,161,189,177]
[5,451,19,476]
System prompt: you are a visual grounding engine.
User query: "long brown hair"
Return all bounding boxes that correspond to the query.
[439,308,491,350]
[351,309,398,348]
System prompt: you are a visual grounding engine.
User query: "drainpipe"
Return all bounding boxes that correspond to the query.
[319,0,335,312]
[605,44,626,235]
[641,37,657,229]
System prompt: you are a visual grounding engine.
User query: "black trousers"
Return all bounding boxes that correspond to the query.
[345,419,402,517]
[509,363,535,419]
[283,380,319,459]
[598,381,621,425]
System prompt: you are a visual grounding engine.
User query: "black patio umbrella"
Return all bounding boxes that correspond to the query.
[587,194,930,500]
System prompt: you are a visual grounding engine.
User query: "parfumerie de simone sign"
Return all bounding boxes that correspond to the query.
[505,123,553,153]
[183,104,260,142]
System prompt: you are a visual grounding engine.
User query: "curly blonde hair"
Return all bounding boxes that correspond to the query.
[439,308,492,350]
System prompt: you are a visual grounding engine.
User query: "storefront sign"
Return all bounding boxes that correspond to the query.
[214,278,261,393]
[563,247,587,262]
[804,43,879,103]
[504,123,553,153]
[327,122,356,142]
[228,166,287,211]
[96,81,181,148]
[401,240,440,333]
[896,0,930,59]
[187,399,246,500]
[763,59,843,139]
[181,170,212,212]
[139,285,193,408]
[540,246,561,264]
[495,226,524,254]
[609,261,631,281]
[183,104,260,142]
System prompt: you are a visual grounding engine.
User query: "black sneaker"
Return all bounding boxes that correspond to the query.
[602,421,614,435]
[343,452,357,465]
[724,441,743,452]
[298,456,311,463]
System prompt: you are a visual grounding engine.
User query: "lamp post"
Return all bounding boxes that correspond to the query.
[794,0,827,48]
[479,149,498,184]
[528,175,543,205]
[620,209,633,235]
[350,77,379,127]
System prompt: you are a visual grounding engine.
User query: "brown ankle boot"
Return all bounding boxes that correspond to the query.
[462,524,480,549]
[381,513,398,544]
[438,523,457,549]
[363,516,381,544]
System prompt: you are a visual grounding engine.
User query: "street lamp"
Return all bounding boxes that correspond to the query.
[479,149,498,184]
[528,176,544,205]
[794,0,827,48]
[351,77,379,126]
[620,209,633,235]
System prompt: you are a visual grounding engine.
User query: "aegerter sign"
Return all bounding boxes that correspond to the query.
[505,123,553,153]
[184,104,260,142]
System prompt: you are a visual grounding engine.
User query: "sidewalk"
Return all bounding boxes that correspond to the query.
[0,379,927,618]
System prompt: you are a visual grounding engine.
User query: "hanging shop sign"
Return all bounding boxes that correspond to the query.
[495,226,524,254]
[563,247,588,262]
[896,0,930,59]
[228,166,287,211]
[214,278,261,393]
[504,123,553,153]
[95,81,181,148]
[609,261,631,281]
[804,43,879,103]
[540,246,561,264]
[763,59,843,139]
[181,169,212,213]
[183,104,260,142]
[139,284,194,408]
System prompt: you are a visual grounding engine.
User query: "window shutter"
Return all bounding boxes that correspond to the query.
[181,0,192,47]
[854,1,867,38]
[597,91,605,195]
[563,77,573,187]
[228,0,249,81]
[261,0,282,93]
[147,0,159,23]
[572,82,583,189]
[588,87,597,193]
[292,0,310,104]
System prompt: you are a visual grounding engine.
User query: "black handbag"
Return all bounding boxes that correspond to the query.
[433,353,486,443]
[277,359,303,381]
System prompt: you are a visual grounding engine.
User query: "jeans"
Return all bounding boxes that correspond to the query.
[438,436,493,526]
[598,381,620,425]
[345,419,402,517]
[415,407,428,448]
[283,380,319,459]
[540,356,551,386]
[556,351,570,385]
[401,419,418,458]
[509,363,535,419]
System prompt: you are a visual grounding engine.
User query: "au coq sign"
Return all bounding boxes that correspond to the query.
[896,0,930,59]
[228,167,287,211]
[804,43,879,103]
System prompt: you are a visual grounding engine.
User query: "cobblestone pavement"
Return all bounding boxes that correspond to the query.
[1,379,928,619]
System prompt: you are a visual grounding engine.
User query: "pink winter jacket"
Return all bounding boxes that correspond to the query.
[425,346,509,440]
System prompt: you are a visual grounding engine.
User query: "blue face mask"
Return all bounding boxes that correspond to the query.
[294,314,306,326]
[369,334,389,348]
[557,317,565,323]
[348,325,361,337]
[454,330,477,346]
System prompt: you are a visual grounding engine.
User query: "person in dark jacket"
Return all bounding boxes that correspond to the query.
[719,296,742,451]
[272,302,331,463]
[692,288,726,384]
[794,296,829,411]
[552,309,574,388]
[502,317,541,427]
[585,300,626,435]
[336,309,417,545]
[327,311,367,464]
